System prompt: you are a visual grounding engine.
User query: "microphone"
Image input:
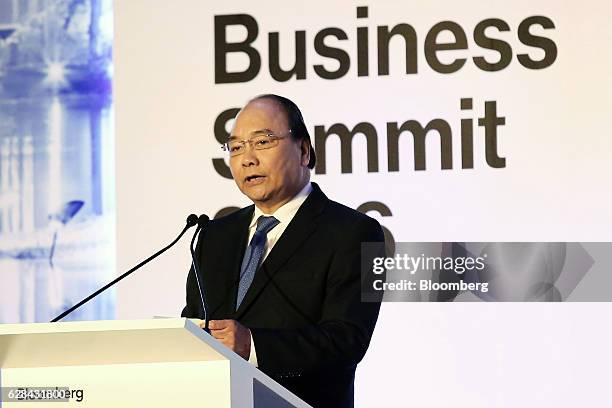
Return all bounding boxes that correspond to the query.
[50,214,199,322]
[189,214,210,331]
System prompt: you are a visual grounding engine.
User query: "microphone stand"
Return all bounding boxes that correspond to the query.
[50,214,199,322]
[190,214,210,332]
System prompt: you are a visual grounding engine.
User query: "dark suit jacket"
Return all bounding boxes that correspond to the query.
[181,183,384,408]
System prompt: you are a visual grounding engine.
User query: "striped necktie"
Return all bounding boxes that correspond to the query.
[236,215,279,309]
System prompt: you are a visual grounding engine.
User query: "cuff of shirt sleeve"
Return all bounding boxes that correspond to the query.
[248,330,258,366]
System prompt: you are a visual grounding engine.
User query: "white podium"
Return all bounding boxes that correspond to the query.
[0,318,311,407]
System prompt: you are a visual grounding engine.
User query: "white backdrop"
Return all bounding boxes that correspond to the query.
[115,1,612,406]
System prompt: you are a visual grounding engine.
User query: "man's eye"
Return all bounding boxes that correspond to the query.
[229,144,241,152]
[256,139,271,146]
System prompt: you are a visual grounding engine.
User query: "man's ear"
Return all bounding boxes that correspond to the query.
[300,139,310,167]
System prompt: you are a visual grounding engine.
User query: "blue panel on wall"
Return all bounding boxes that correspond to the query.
[0,0,115,323]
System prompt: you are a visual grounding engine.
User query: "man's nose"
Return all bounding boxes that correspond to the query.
[241,145,259,167]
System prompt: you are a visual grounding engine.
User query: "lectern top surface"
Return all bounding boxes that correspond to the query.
[0,318,232,368]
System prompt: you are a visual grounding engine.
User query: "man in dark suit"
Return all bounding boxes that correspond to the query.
[182,94,384,408]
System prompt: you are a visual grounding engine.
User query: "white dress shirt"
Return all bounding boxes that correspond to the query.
[246,182,313,365]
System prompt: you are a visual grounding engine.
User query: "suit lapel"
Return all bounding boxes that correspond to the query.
[234,183,328,318]
[208,205,253,318]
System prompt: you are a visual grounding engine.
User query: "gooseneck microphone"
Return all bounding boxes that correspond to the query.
[50,214,199,322]
[189,214,210,331]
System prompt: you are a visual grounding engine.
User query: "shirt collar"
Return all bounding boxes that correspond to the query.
[250,182,313,229]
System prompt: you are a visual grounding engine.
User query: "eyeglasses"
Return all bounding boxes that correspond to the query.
[221,130,291,157]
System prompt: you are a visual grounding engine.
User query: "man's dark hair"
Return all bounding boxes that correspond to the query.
[251,94,316,169]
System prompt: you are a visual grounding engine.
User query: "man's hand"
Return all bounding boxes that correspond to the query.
[204,319,251,360]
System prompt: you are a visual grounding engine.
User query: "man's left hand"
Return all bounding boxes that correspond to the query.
[205,319,251,360]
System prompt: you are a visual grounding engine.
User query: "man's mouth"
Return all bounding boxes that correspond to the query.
[245,175,265,185]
